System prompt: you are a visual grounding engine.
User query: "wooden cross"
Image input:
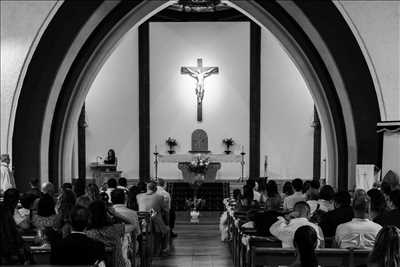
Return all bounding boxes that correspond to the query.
[181,58,219,122]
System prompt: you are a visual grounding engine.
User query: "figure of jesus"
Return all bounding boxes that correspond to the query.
[181,58,219,121]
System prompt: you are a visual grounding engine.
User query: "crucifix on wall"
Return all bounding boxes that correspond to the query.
[181,58,219,122]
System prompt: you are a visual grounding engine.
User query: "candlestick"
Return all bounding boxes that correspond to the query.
[155,144,157,153]
[242,145,244,153]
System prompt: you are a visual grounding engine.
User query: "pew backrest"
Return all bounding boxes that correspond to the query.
[251,247,371,267]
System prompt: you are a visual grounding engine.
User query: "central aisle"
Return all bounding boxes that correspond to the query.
[152,211,233,267]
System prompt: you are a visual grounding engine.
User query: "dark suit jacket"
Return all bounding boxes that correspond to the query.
[374,209,400,228]
[319,206,354,237]
[51,233,105,265]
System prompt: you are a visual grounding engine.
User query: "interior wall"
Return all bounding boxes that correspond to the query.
[85,28,139,180]
[259,28,326,180]
[149,22,250,179]
[0,1,57,153]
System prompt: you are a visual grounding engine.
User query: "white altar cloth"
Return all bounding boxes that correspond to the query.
[158,154,242,163]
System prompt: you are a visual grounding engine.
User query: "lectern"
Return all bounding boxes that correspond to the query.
[89,162,121,186]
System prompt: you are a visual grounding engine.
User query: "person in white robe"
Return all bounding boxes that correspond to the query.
[1,154,15,194]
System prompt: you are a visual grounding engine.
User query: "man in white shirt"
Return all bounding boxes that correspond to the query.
[283,178,306,210]
[156,178,171,211]
[0,154,15,194]
[270,201,324,248]
[335,195,382,249]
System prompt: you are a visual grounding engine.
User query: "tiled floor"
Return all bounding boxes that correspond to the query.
[152,211,233,267]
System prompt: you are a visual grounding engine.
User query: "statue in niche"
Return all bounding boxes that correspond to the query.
[190,129,210,153]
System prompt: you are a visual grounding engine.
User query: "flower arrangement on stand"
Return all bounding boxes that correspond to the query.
[189,155,209,173]
[222,138,235,154]
[166,137,177,154]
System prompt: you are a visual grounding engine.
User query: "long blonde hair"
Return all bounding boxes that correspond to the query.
[369,226,400,267]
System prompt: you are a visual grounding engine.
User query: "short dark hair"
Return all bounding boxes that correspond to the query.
[118,177,127,187]
[246,179,256,189]
[38,194,56,217]
[282,181,293,196]
[369,190,386,213]
[107,178,117,188]
[389,189,400,209]
[158,178,166,187]
[62,182,73,191]
[266,180,279,198]
[233,189,241,200]
[334,191,351,207]
[319,185,335,201]
[310,180,320,190]
[111,189,125,205]
[70,205,89,231]
[89,200,110,229]
[381,181,392,195]
[292,178,303,192]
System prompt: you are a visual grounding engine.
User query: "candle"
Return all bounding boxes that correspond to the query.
[242,145,244,153]
[155,145,157,153]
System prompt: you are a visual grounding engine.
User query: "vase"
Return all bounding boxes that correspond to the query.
[190,210,200,224]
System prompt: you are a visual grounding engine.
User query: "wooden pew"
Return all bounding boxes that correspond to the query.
[250,247,371,267]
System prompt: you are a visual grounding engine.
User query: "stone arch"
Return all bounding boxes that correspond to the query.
[12,1,381,191]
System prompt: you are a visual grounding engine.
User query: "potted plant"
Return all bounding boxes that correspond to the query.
[166,137,177,154]
[222,138,235,154]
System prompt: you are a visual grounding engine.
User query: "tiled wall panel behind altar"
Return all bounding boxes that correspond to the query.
[149,22,250,180]
[85,28,140,180]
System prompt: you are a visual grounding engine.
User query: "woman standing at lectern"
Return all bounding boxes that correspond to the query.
[104,149,117,171]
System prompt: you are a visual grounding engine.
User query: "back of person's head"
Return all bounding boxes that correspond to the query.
[293,225,319,267]
[310,180,320,190]
[3,188,20,210]
[107,178,117,189]
[352,195,370,218]
[294,201,311,218]
[111,188,125,205]
[319,185,335,201]
[354,188,368,199]
[61,182,72,191]
[368,189,387,213]
[58,189,76,216]
[86,183,99,201]
[38,194,55,217]
[292,178,303,192]
[243,184,254,201]
[283,181,294,196]
[257,178,267,192]
[389,189,400,209]
[99,192,109,203]
[89,200,110,229]
[30,178,40,188]
[73,179,85,197]
[232,189,241,201]
[266,180,279,198]
[70,205,90,232]
[20,193,38,210]
[334,191,351,208]
[158,178,166,188]
[147,181,157,192]
[41,182,55,197]
[368,225,400,267]
[118,177,127,187]
[76,195,91,208]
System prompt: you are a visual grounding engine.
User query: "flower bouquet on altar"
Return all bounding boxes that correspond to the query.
[189,155,209,174]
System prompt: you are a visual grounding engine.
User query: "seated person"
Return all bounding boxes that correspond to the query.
[111,188,139,233]
[368,225,400,267]
[335,194,382,249]
[117,177,129,193]
[283,179,306,211]
[319,191,354,237]
[3,188,30,230]
[290,225,319,267]
[374,189,400,228]
[27,178,42,198]
[264,180,282,210]
[269,201,324,248]
[51,206,105,265]
[316,185,335,212]
[32,193,60,245]
[86,200,135,267]
[367,189,387,224]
